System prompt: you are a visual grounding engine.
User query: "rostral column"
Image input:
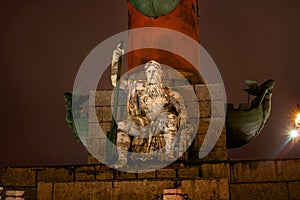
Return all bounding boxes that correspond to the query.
[127,0,203,83]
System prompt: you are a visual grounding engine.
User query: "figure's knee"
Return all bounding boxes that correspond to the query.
[164,113,178,133]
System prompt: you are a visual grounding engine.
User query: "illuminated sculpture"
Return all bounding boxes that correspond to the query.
[111,44,192,168]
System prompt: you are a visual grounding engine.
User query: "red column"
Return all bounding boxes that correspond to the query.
[127,0,203,83]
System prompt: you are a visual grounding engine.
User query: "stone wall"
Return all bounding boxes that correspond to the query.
[229,159,300,200]
[2,159,300,199]
[2,163,229,200]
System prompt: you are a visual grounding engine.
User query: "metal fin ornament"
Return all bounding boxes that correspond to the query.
[129,0,181,18]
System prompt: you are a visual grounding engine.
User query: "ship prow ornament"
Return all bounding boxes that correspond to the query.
[226,79,275,149]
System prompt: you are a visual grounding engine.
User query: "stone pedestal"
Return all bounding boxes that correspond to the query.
[87,83,227,164]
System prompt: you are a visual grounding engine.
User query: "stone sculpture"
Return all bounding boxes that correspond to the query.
[110,44,192,168]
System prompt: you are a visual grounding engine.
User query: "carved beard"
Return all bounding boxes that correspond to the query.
[147,84,164,98]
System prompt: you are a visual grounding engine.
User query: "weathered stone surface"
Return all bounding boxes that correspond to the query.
[5,197,24,200]
[88,106,102,122]
[111,180,173,200]
[163,188,182,200]
[75,166,96,181]
[95,166,114,180]
[201,163,230,178]
[102,106,113,122]
[116,171,136,180]
[53,182,112,200]
[100,122,111,135]
[2,168,36,187]
[156,169,177,179]
[137,171,156,179]
[5,190,25,196]
[52,180,173,200]
[89,90,112,106]
[276,159,300,181]
[37,167,74,183]
[181,179,229,200]
[87,154,101,165]
[211,100,226,117]
[197,126,226,151]
[86,138,107,157]
[172,85,198,103]
[195,84,225,101]
[178,167,199,178]
[37,183,53,200]
[288,181,300,200]
[198,117,210,134]
[186,102,201,118]
[229,182,289,200]
[199,101,211,117]
[201,149,227,161]
[230,161,277,183]
[88,122,104,139]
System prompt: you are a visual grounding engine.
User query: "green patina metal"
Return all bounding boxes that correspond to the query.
[129,0,181,18]
[226,79,275,149]
[64,86,89,145]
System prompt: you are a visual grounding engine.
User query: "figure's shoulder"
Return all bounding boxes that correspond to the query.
[127,80,146,90]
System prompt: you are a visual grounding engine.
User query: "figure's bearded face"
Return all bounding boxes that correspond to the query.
[145,61,163,84]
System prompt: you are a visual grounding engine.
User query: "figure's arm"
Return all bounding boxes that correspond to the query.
[169,90,188,126]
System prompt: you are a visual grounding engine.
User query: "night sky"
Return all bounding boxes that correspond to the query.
[1,0,300,171]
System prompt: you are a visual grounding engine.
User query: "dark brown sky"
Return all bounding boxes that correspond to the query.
[0,0,300,169]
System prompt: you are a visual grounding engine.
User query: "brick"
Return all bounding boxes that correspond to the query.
[53,182,112,200]
[95,166,114,180]
[178,167,199,178]
[102,106,113,122]
[195,84,225,101]
[37,182,53,200]
[201,163,229,178]
[89,90,112,106]
[201,149,227,161]
[211,100,226,117]
[87,154,101,164]
[229,182,288,200]
[163,188,182,200]
[198,118,210,135]
[138,171,156,179]
[276,159,300,181]
[37,167,74,183]
[186,102,201,118]
[112,180,173,200]
[5,190,25,196]
[156,169,176,179]
[5,197,24,200]
[88,106,102,122]
[288,181,300,200]
[230,161,277,183]
[2,168,36,187]
[116,171,136,180]
[172,85,198,103]
[100,122,111,135]
[75,166,96,181]
[86,138,107,157]
[199,101,211,117]
[88,122,106,138]
[181,179,229,200]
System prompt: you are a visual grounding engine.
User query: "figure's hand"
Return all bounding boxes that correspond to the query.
[112,43,124,64]
[111,43,124,87]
